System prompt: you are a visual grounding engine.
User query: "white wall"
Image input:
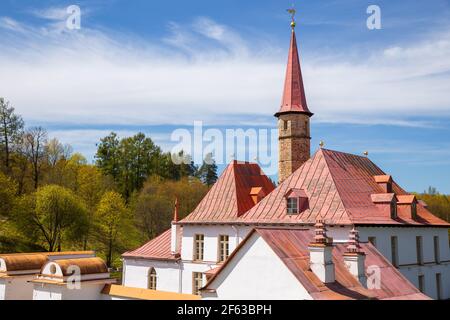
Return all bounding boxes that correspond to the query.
[202,233,312,300]
[33,283,105,300]
[359,226,450,299]
[0,275,36,300]
[123,258,180,292]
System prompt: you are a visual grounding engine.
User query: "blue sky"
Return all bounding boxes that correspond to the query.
[1,0,450,193]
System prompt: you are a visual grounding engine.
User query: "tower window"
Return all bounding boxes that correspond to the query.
[192,272,203,295]
[283,120,288,130]
[218,235,230,262]
[148,268,157,290]
[194,234,204,261]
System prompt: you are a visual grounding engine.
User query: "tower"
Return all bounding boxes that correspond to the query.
[275,14,313,184]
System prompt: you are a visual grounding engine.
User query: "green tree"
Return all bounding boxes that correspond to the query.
[132,176,208,240]
[197,153,218,186]
[95,191,132,267]
[95,132,121,180]
[22,127,47,189]
[13,185,88,252]
[0,98,24,171]
[0,172,17,217]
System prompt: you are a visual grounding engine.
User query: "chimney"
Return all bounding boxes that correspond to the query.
[171,198,181,255]
[343,228,367,287]
[374,175,393,193]
[308,220,335,283]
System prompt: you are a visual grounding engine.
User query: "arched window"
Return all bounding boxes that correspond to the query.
[148,268,157,290]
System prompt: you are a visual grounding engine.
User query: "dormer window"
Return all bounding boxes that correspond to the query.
[374,175,393,193]
[391,199,398,219]
[287,198,299,214]
[285,188,309,215]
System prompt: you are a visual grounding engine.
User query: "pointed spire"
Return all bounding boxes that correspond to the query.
[275,26,312,117]
[173,197,179,222]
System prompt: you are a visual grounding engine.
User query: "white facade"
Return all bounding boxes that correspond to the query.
[0,275,36,300]
[123,223,450,299]
[33,282,106,300]
[202,233,312,300]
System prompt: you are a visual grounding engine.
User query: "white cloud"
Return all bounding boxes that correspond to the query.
[0,11,450,132]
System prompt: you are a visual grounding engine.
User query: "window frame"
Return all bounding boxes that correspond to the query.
[287,197,299,215]
[416,236,423,265]
[391,236,399,267]
[368,237,377,248]
[148,268,157,290]
[418,275,425,293]
[434,236,440,264]
[436,273,442,300]
[218,234,230,263]
[192,272,203,295]
[193,234,205,261]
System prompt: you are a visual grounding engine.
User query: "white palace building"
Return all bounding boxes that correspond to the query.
[0,20,449,300]
[120,22,450,300]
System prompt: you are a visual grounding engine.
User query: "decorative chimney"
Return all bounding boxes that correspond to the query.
[343,228,367,287]
[308,220,335,283]
[171,198,181,255]
[374,175,393,193]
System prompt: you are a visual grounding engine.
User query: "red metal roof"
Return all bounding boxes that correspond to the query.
[181,161,275,223]
[122,228,182,260]
[237,149,450,227]
[203,228,430,300]
[275,30,312,117]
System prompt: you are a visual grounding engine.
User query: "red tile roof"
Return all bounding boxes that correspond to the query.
[275,30,312,117]
[181,161,275,223]
[237,149,449,227]
[203,228,430,300]
[122,228,182,260]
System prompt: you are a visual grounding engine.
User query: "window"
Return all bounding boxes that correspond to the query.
[368,237,377,247]
[411,202,418,219]
[418,275,425,293]
[416,236,423,265]
[391,236,399,267]
[283,120,288,131]
[218,235,229,262]
[192,272,203,295]
[434,236,440,264]
[148,268,157,290]
[287,198,299,215]
[390,201,398,219]
[194,234,204,261]
[436,274,442,300]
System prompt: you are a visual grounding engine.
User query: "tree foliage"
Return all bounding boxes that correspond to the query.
[0,98,24,171]
[14,185,88,252]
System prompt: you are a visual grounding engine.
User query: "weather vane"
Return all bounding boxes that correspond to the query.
[287,4,297,29]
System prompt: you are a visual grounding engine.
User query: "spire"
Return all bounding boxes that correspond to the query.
[275,21,312,117]
[173,198,179,222]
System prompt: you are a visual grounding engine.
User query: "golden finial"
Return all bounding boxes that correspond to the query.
[287,5,297,29]
[319,141,325,148]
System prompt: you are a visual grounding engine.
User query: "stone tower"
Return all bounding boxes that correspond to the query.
[275,24,313,184]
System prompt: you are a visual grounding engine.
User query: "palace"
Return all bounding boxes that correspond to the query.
[0,18,449,301]
[120,21,450,300]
